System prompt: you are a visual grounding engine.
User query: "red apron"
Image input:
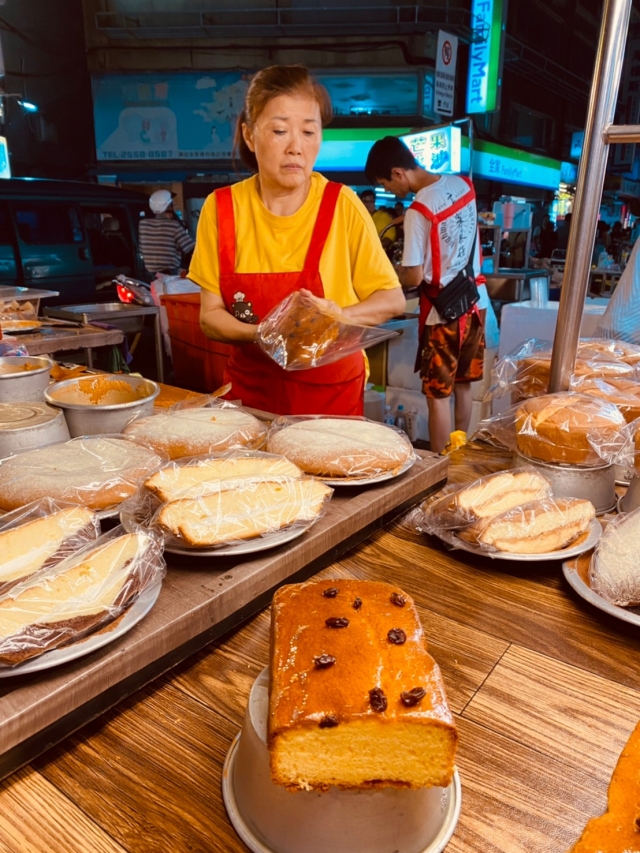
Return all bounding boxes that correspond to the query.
[409,177,485,370]
[215,181,365,416]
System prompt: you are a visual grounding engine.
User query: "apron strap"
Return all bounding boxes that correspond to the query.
[303,181,343,273]
[215,186,236,276]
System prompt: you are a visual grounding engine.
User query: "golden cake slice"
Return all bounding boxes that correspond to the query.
[0,532,155,666]
[268,579,457,791]
[569,721,640,852]
[144,455,302,502]
[0,506,96,594]
[157,478,331,546]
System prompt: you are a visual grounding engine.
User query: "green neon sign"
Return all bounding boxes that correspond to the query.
[466,0,505,114]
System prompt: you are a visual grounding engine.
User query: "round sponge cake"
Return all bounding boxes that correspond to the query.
[0,436,163,512]
[123,407,266,460]
[267,418,413,478]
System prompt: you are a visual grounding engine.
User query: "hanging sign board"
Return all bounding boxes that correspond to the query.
[401,126,461,174]
[435,31,458,117]
[0,137,10,179]
[466,0,505,114]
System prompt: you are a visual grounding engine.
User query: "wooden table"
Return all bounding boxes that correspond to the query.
[0,442,638,852]
[15,324,124,366]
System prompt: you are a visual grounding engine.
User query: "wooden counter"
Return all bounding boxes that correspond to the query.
[0,443,639,852]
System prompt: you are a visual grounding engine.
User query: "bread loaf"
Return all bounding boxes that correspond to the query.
[267,418,413,478]
[515,346,638,400]
[158,478,331,547]
[449,469,551,522]
[259,293,340,369]
[515,393,625,466]
[144,455,302,502]
[571,376,640,424]
[461,497,595,553]
[0,532,156,666]
[0,506,96,594]
[569,721,640,852]
[589,509,640,606]
[0,437,164,512]
[123,408,266,460]
[269,579,457,791]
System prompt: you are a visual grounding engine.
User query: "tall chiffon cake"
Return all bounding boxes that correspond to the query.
[268,579,457,791]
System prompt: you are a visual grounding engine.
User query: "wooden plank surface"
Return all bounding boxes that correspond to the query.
[0,441,635,853]
[0,450,447,779]
[20,324,124,355]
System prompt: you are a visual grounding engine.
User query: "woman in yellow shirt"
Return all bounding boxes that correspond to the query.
[188,64,405,416]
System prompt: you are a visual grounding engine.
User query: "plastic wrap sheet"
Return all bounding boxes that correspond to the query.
[434,497,595,555]
[590,507,640,606]
[0,435,167,513]
[416,467,552,534]
[141,449,303,503]
[266,415,416,479]
[513,393,626,467]
[122,398,267,460]
[485,338,640,404]
[570,375,640,424]
[608,416,640,476]
[0,498,101,596]
[255,291,397,371]
[121,460,332,550]
[0,524,165,667]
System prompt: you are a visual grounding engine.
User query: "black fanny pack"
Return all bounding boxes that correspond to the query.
[429,233,479,323]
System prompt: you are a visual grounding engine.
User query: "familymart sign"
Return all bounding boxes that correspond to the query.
[466,0,506,114]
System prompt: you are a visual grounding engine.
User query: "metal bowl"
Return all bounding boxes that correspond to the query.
[44,374,160,437]
[0,356,53,403]
[0,402,70,457]
[513,450,616,515]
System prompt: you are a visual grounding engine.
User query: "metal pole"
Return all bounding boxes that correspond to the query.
[548,0,633,392]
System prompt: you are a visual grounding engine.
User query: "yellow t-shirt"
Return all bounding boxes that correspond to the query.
[372,209,396,244]
[188,172,400,306]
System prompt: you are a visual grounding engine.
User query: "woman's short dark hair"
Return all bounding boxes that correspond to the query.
[365,136,418,184]
[234,65,333,172]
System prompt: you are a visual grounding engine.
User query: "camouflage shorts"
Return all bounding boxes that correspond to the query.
[421,312,485,399]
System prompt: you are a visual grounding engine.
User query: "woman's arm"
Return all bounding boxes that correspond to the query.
[199,290,257,343]
[300,287,405,326]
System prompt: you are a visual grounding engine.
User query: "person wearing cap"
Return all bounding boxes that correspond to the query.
[189,65,404,416]
[138,189,196,277]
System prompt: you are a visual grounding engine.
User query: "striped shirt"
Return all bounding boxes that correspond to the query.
[138,217,196,275]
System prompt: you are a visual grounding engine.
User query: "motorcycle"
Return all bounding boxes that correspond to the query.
[114,274,155,307]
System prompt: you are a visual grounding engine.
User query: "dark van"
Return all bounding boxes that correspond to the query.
[0,178,151,304]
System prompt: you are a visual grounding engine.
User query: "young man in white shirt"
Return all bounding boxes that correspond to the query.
[365,136,486,452]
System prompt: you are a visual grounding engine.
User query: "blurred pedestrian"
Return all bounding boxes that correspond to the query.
[139,190,196,277]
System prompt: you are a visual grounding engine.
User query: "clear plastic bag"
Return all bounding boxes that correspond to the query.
[590,507,640,606]
[513,392,626,467]
[416,467,552,533]
[485,338,640,404]
[607,415,640,476]
[0,498,101,595]
[255,290,398,371]
[122,397,268,460]
[266,415,416,479]
[570,375,640,423]
[0,524,165,667]
[0,435,166,514]
[120,451,332,550]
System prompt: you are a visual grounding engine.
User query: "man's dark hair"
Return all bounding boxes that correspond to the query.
[359,189,375,201]
[365,136,418,184]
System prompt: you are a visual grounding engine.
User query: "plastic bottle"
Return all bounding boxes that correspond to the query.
[383,404,395,426]
[394,404,407,433]
[405,407,418,442]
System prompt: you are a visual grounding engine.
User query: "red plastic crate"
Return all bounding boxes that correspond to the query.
[161,292,231,392]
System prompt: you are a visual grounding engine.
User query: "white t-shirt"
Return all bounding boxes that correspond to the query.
[402,174,486,324]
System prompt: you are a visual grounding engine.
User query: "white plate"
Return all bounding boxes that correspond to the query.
[439,518,602,562]
[319,456,415,487]
[0,579,162,676]
[222,734,462,853]
[164,521,313,558]
[563,559,640,628]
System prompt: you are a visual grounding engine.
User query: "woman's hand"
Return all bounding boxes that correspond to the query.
[299,288,343,316]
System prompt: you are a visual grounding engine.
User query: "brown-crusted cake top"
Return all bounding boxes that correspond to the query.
[268,579,454,739]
